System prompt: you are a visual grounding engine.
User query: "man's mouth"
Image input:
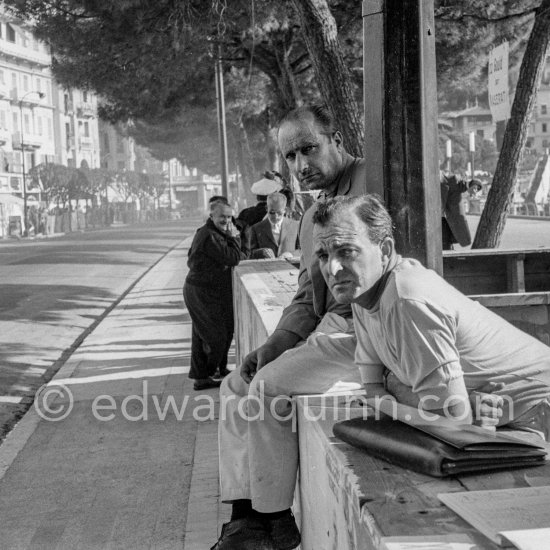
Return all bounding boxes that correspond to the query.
[300,174,317,185]
[332,280,352,290]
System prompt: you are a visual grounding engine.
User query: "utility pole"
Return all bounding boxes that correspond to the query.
[215,45,229,198]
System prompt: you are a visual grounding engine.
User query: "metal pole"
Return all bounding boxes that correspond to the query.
[168,164,173,212]
[19,100,27,237]
[446,139,452,173]
[216,45,229,197]
[469,131,476,178]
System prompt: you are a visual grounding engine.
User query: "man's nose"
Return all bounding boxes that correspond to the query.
[296,153,309,173]
[328,257,342,276]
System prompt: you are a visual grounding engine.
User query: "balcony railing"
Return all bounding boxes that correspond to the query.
[0,40,50,67]
[76,103,95,118]
[12,131,42,149]
[0,83,9,99]
[0,128,10,145]
[79,135,94,149]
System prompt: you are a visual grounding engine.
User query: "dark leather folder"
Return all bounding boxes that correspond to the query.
[333,416,547,477]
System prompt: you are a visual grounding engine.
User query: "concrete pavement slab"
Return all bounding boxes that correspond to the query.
[0,237,230,549]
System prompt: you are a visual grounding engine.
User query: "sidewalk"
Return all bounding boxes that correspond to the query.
[0,238,229,549]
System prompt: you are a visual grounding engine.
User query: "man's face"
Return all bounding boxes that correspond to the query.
[210,205,233,232]
[278,114,343,191]
[313,210,387,304]
[267,201,285,225]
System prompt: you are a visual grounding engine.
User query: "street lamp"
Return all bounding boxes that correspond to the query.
[19,90,45,236]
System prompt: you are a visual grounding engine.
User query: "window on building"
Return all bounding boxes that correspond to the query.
[64,93,70,114]
[542,105,548,115]
[82,90,88,103]
[37,117,43,136]
[47,119,52,139]
[11,73,17,90]
[0,70,4,84]
[24,113,30,134]
[84,121,90,137]
[0,22,3,39]
[543,123,548,133]
[117,135,124,153]
[0,110,5,129]
[23,74,29,92]
[36,78,42,93]
[6,24,16,43]
[543,139,549,148]
[12,112,18,132]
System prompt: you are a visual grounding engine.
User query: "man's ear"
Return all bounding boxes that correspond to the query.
[380,237,394,264]
[332,130,344,149]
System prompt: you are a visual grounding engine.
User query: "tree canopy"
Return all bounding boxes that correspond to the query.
[4,1,543,180]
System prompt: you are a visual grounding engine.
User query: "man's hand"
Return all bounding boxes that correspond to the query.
[240,330,301,384]
[227,222,241,238]
[469,381,504,430]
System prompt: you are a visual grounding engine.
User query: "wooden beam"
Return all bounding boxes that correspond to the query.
[363,0,442,274]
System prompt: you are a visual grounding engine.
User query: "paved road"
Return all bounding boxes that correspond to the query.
[0,219,198,441]
[463,215,550,250]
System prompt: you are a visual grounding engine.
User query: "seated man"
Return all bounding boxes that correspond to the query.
[312,194,550,433]
[249,192,300,260]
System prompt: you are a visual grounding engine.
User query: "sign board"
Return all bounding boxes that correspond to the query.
[488,42,510,122]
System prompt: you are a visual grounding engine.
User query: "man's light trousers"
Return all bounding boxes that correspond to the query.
[218,313,362,513]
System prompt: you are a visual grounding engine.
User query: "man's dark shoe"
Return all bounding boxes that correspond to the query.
[217,368,231,377]
[210,517,275,550]
[193,377,222,391]
[268,511,301,550]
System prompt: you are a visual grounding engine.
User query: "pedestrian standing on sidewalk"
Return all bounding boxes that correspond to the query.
[183,200,247,390]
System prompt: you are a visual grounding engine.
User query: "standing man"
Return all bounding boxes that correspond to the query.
[183,200,247,390]
[212,105,368,550]
[249,192,300,259]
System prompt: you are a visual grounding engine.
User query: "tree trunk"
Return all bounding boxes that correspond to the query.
[472,0,550,248]
[234,120,256,207]
[290,0,364,157]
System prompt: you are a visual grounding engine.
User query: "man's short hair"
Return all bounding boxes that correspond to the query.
[313,194,393,244]
[278,104,336,135]
[209,195,229,205]
[210,200,231,214]
[267,192,287,209]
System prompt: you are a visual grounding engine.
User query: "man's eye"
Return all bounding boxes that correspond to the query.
[317,253,328,262]
[301,145,315,155]
[285,152,296,161]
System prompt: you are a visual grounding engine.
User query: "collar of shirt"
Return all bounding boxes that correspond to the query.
[270,220,282,233]
[317,154,358,201]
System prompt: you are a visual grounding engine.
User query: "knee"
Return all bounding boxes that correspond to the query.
[221,368,248,399]
[249,371,294,420]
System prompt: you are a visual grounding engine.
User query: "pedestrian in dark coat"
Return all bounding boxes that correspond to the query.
[440,173,473,250]
[183,201,247,390]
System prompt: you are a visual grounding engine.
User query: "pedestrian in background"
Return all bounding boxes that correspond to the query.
[440,173,482,250]
[249,192,300,259]
[183,200,247,390]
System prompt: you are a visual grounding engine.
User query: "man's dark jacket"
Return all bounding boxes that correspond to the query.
[186,218,247,294]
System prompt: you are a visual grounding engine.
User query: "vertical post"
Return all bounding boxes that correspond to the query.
[446,139,452,173]
[469,131,476,178]
[363,0,442,273]
[19,102,28,237]
[215,45,229,198]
